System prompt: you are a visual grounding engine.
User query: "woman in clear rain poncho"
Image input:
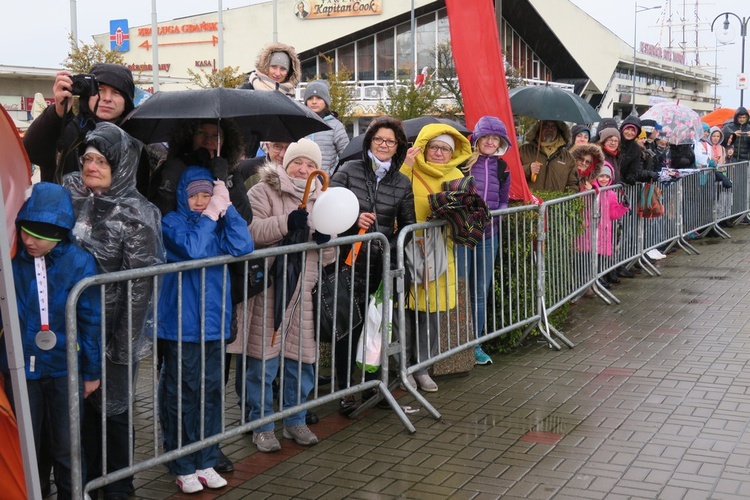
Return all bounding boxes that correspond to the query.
[64,122,165,498]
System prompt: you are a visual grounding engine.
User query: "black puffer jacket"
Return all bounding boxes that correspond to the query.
[727,107,750,162]
[330,117,416,291]
[619,116,658,185]
[331,159,416,244]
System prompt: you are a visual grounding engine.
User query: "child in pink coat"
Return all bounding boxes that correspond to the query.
[593,162,630,258]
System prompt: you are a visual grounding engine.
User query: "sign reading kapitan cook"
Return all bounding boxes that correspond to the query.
[293,0,382,19]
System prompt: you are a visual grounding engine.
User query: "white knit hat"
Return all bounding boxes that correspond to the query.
[430,133,455,151]
[283,138,322,171]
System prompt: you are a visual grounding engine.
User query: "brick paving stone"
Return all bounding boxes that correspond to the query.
[101,230,750,498]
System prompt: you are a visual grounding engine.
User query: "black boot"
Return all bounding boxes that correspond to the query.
[215,448,234,473]
[606,271,621,284]
[597,278,611,289]
[616,267,635,278]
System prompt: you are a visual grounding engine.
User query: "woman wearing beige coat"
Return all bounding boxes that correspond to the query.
[228,139,324,453]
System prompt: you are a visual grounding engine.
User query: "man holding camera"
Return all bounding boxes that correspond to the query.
[23,63,148,192]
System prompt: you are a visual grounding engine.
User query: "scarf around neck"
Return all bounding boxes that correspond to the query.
[368,150,392,182]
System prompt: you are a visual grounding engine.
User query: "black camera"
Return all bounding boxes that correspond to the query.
[70,74,99,97]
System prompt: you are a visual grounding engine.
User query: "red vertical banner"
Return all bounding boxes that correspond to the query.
[445,0,533,203]
[0,106,33,258]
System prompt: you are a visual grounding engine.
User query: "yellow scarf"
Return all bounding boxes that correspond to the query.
[540,136,566,157]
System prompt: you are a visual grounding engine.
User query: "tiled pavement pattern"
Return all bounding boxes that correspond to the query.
[111,227,750,499]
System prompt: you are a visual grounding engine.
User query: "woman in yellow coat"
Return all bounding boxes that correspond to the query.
[400,123,472,392]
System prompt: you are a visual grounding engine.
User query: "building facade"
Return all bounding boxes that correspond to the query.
[2,0,718,132]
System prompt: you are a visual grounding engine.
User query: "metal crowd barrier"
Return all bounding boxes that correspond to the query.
[393,205,542,418]
[63,231,412,498]
[51,162,750,497]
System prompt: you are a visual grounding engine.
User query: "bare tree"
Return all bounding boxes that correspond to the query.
[187,66,245,89]
[61,34,125,72]
[317,54,355,126]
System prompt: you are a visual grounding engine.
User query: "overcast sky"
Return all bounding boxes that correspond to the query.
[2,0,747,107]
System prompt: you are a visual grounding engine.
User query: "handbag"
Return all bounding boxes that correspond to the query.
[406,169,448,284]
[405,226,448,285]
[312,247,364,343]
[637,182,664,218]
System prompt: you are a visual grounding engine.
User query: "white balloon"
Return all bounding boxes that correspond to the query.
[311,187,359,235]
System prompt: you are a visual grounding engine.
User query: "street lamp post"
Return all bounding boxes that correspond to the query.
[711,12,750,107]
[632,2,662,116]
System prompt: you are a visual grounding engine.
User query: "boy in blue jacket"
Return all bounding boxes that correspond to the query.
[1,182,101,500]
[157,167,253,494]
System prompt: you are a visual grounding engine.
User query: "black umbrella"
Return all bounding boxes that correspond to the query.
[508,84,601,124]
[123,87,330,145]
[338,116,471,164]
[270,169,329,345]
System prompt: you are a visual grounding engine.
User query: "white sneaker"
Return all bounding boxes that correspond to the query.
[176,473,204,494]
[196,467,227,489]
[647,249,666,260]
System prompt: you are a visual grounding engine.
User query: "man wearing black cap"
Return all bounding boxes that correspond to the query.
[23,63,149,193]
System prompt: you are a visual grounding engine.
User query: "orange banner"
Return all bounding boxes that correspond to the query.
[0,107,32,257]
[293,0,382,20]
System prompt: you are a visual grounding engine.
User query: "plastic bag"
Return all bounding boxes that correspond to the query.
[356,282,392,373]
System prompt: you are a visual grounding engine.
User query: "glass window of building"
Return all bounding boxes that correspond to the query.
[339,43,355,75]
[416,13,437,72]
[376,30,395,81]
[357,36,375,81]
[319,50,335,78]
[437,8,449,45]
[300,57,317,82]
[396,23,413,77]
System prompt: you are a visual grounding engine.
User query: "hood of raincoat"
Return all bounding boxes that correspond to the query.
[255,42,301,86]
[67,122,143,198]
[709,126,724,144]
[525,120,571,145]
[472,115,511,155]
[620,115,642,139]
[734,107,750,129]
[409,123,472,178]
[175,166,215,223]
[16,182,75,238]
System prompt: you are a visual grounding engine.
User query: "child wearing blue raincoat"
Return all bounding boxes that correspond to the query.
[157,166,253,494]
[0,182,101,500]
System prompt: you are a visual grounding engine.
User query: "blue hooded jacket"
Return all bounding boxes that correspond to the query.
[1,182,101,380]
[157,167,254,342]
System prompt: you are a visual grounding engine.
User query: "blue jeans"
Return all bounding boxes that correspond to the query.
[158,340,222,475]
[241,356,314,432]
[457,235,499,339]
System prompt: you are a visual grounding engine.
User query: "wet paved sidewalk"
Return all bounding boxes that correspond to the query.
[132,226,750,499]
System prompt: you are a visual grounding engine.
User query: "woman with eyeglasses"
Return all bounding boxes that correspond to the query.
[457,116,512,366]
[329,116,416,415]
[399,123,472,392]
[64,122,165,497]
[570,143,605,192]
